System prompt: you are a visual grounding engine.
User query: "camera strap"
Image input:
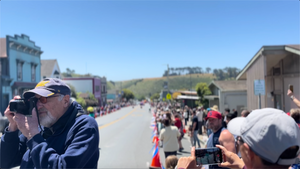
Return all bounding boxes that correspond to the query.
[34,102,44,134]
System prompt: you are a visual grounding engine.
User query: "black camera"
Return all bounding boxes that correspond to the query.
[9,97,37,116]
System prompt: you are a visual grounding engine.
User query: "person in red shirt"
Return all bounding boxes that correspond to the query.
[174,113,184,152]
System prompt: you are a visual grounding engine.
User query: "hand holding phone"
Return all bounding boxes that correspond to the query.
[195,147,223,165]
[215,145,245,169]
[177,147,202,169]
[289,84,294,93]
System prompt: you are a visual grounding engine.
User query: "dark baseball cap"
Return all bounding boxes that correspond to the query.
[23,78,71,98]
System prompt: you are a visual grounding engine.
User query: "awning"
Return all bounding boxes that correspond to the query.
[12,82,37,88]
[177,95,200,100]
[107,99,114,102]
[204,95,219,100]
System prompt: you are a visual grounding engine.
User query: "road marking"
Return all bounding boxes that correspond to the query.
[131,114,142,117]
[98,107,137,130]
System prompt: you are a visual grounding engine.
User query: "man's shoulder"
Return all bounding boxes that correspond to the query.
[171,126,178,130]
[73,114,98,129]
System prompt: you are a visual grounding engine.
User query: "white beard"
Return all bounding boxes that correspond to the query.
[39,111,56,127]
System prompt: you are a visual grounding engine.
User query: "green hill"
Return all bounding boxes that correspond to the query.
[107,74,215,98]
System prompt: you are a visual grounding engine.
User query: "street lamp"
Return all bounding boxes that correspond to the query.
[190,73,192,91]
[162,64,169,91]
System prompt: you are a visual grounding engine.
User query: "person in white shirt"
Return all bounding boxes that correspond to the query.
[159,117,181,158]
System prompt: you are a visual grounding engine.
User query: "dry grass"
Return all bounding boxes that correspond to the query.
[143,73,215,81]
[107,73,215,98]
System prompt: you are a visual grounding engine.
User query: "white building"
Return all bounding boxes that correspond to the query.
[41,59,61,79]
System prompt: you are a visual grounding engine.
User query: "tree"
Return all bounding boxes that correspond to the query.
[62,68,76,77]
[170,67,174,74]
[213,69,218,77]
[122,89,135,101]
[76,97,86,108]
[187,67,192,74]
[76,92,98,110]
[218,69,225,80]
[66,68,75,76]
[206,67,211,74]
[197,67,203,74]
[150,93,160,101]
[76,92,86,108]
[66,83,77,99]
[82,73,93,77]
[195,82,211,107]
[137,95,146,101]
[162,70,168,77]
[110,81,115,86]
[232,67,240,78]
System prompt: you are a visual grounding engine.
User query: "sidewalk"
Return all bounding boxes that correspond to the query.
[184,119,208,148]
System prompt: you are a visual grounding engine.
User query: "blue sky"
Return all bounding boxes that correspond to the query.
[1,0,299,81]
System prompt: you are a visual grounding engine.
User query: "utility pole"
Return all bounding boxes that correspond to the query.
[190,73,192,91]
[120,81,122,103]
[167,64,169,91]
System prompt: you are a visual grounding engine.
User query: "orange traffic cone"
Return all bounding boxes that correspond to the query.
[149,145,161,169]
[152,135,158,143]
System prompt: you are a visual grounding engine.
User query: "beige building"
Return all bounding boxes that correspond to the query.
[205,80,247,115]
[236,45,300,112]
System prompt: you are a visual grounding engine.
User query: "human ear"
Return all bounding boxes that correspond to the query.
[63,95,70,107]
[244,144,255,159]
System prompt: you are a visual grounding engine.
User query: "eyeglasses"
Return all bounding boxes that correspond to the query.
[36,95,61,104]
[236,136,244,145]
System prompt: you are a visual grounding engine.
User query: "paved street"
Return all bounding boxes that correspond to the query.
[96,104,154,168]
[96,103,207,168]
[1,104,208,169]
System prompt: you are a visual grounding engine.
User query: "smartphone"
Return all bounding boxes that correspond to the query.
[289,84,294,93]
[195,147,223,165]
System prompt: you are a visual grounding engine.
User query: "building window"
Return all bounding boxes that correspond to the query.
[96,85,100,92]
[53,70,60,79]
[102,85,106,93]
[1,59,9,76]
[17,61,24,81]
[31,64,37,82]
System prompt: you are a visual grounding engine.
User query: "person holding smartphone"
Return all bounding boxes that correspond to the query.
[218,108,300,169]
[178,108,300,169]
[287,84,300,108]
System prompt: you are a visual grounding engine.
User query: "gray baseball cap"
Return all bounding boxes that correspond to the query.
[227,108,300,165]
[23,78,71,98]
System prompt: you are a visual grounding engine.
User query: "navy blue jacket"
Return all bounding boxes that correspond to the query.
[0,101,100,169]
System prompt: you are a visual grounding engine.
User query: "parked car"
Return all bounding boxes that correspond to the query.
[0,114,9,134]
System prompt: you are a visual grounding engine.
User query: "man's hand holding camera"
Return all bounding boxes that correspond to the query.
[5,95,40,140]
[5,96,20,132]
[14,108,39,140]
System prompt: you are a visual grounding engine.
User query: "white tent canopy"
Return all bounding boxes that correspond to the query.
[177,95,200,100]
